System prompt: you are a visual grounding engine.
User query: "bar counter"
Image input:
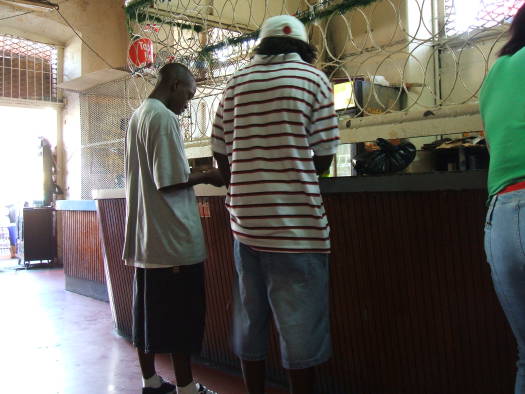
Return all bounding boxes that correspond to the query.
[70,171,515,393]
[56,200,107,301]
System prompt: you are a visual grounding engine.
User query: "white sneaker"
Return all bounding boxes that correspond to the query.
[196,383,217,394]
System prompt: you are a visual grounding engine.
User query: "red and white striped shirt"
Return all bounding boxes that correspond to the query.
[211,53,340,253]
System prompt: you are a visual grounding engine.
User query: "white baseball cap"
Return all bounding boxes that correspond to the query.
[259,15,309,44]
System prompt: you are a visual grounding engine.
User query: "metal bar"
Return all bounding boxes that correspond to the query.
[0,96,63,108]
[49,59,51,101]
[432,0,442,107]
[32,50,35,100]
[40,51,43,100]
[17,47,20,99]
[0,0,58,11]
[147,6,257,33]
[10,48,12,98]
[25,45,29,99]
[2,42,4,98]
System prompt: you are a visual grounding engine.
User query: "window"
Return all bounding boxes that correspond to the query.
[444,0,523,36]
[0,35,59,102]
[333,81,356,112]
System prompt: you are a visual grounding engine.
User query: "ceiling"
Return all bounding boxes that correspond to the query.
[0,1,76,46]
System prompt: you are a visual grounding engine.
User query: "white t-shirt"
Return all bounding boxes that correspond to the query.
[123,98,206,268]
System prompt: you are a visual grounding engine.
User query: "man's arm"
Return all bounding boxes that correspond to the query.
[313,154,334,176]
[213,152,231,187]
[308,74,340,176]
[159,168,224,193]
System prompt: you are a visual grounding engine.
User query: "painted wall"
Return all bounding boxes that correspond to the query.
[57,0,129,199]
[439,32,506,105]
[61,35,83,199]
[63,0,128,74]
[324,0,510,113]
[325,0,441,111]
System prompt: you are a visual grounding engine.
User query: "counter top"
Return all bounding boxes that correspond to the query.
[92,184,227,199]
[55,200,97,211]
[90,171,487,200]
[92,189,126,199]
[320,170,487,194]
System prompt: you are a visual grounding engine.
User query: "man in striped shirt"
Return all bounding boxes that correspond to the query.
[211,15,340,394]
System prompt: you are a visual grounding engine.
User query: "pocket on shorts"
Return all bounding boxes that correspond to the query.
[484,197,497,264]
[518,201,525,259]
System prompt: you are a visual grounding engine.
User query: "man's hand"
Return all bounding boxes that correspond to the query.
[203,168,225,187]
[213,152,231,187]
[159,169,225,194]
[313,154,334,176]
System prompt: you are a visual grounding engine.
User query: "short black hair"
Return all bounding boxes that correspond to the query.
[254,36,317,64]
[157,63,194,86]
[499,2,525,57]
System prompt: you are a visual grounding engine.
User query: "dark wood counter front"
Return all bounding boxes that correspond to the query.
[96,198,134,339]
[56,200,107,301]
[95,177,515,394]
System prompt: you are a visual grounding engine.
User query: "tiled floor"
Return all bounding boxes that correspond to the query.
[0,264,287,394]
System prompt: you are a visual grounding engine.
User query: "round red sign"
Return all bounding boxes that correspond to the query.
[128,38,154,68]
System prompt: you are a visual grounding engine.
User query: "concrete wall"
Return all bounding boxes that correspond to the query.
[325,0,441,110]
[439,31,507,105]
[61,35,83,199]
[323,0,510,113]
[58,0,128,74]
[57,0,128,199]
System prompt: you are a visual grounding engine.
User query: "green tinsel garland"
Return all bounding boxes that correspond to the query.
[134,12,203,33]
[199,0,381,56]
[125,0,153,18]
[125,0,202,34]
[125,0,381,56]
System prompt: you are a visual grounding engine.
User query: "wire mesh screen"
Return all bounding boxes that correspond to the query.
[79,73,219,198]
[79,77,151,199]
[0,35,59,102]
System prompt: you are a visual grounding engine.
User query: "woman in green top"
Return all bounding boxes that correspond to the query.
[480,4,525,393]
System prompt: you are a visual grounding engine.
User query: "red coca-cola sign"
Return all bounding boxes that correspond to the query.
[128,38,154,68]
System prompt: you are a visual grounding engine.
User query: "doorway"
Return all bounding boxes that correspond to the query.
[0,104,58,261]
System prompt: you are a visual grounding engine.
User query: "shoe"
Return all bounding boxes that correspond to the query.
[142,377,176,394]
[197,383,217,394]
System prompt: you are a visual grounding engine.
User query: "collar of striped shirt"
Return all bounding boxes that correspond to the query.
[250,52,303,66]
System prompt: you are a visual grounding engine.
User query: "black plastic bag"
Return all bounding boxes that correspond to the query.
[352,138,417,175]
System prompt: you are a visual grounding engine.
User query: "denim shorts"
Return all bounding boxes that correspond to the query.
[232,240,332,369]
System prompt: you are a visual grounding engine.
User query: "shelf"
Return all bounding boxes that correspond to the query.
[339,103,482,143]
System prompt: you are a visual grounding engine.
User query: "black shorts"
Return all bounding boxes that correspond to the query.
[132,263,205,354]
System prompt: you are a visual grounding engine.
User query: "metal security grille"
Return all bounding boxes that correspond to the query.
[79,77,151,199]
[125,0,524,114]
[444,0,522,37]
[80,0,524,197]
[0,35,58,102]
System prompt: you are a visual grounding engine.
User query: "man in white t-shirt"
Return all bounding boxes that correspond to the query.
[123,63,223,394]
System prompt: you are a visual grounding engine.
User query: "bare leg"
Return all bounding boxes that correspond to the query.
[241,359,266,394]
[137,348,156,379]
[171,352,193,387]
[287,367,315,394]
